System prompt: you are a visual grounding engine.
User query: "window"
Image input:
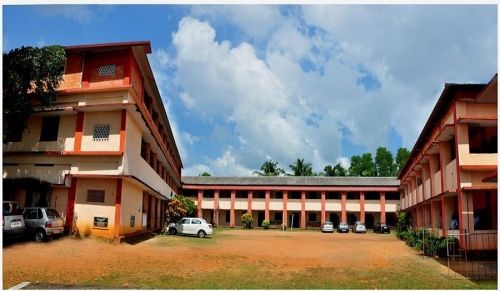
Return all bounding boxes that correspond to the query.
[98,64,116,76]
[40,116,59,141]
[87,190,105,203]
[192,219,202,225]
[141,139,148,160]
[93,124,110,141]
[469,125,497,153]
[181,218,190,225]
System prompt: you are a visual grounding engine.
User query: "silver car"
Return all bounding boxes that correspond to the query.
[22,207,64,242]
[168,217,213,238]
[352,221,367,233]
[321,221,334,233]
[3,201,26,237]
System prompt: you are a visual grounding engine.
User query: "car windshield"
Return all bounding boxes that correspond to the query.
[3,202,22,215]
[325,222,332,225]
[46,208,61,218]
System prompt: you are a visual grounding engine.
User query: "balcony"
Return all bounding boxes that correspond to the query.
[424,179,431,200]
[445,159,457,192]
[433,170,442,195]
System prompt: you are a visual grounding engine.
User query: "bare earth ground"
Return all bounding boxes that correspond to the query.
[2,229,497,289]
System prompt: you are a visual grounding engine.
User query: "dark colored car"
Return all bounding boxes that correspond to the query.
[337,222,349,233]
[374,223,390,234]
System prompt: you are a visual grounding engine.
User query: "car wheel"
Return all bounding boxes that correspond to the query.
[197,230,206,238]
[169,228,177,235]
[34,229,46,242]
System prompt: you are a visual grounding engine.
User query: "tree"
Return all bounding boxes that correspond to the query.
[165,198,187,224]
[3,45,66,142]
[199,172,211,176]
[254,160,285,176]
[324,163,347,177]
[349,153,376,176]
[176,195,197,217]
[289,158,313,176]
[375,147,394,177]
[240,212,253,229]
[394,147,410,175]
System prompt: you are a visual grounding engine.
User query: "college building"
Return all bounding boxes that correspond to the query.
[3,41,182,240]
[399,74,497,250]
[2,40,497,244]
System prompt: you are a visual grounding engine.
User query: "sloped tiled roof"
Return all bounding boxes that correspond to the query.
[182,176,399,187]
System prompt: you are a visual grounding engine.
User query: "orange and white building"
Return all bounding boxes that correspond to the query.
[399,74,497,250]
[3,41,182,240]
[182,176,400,229]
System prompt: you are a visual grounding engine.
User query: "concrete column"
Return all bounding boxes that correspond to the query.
[320,191,326,225]
[300,191,306,229]
[428,160,434,197]
[265,190,270,221]
[283,191,288,227]
[114,178,122,239]
[429,201,434,228]
[197,190,203,218]
[380,192,386,224]
[214,191,219,227]
[341,192,347,223]
[230,191,236,228]
[441,196,447,236]
[247,191,253,214]
[360,192,365,223]
[65,177,77,234]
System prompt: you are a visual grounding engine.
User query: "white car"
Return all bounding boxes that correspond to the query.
[352,221,366,233]
[321,221,334,233]
[168,217,213,238]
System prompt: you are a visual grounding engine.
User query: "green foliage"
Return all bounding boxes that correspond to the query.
[323,163,347,177]
[176,195,197,217]
[396,226,458,258]
[395,147,410,175]
[3,45,66,142]
[199,172,211,176]
[349,153,376,176]
[165,198,187,224]
[240,212,253,229]
[289,158,313,176]
[254,160,286,176]
[261,219,270,229]
[375,147,394,176]
[395,211,410,234]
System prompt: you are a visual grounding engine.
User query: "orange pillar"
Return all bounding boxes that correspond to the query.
[380,192,386,224]
[429,203,433,228]
[283,191,288,227]
[247,191,253,214]
[214,191,219,227]
[64,177,77,234]
[73,112,84,152]
[114,178,123,238]
[300,191,306,229]
[360,192,365,223]
[441,196,446,236]
[230,191,235,227]
[197,190,203,218]
[320,191,326,224]
[341,192,347,223]
[264,190,270,221]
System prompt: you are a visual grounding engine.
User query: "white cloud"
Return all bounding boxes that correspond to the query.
[183,146,253,177]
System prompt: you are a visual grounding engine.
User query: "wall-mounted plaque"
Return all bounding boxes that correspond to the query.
[93,216,108,228]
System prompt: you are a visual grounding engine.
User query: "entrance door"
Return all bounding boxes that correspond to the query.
[329,213,340,227]
[289,212,300,228]
[257,211,265,227]
[365,213,375,229]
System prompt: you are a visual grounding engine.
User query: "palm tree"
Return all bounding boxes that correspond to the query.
[253,160,286,176]
[289,158,313,176]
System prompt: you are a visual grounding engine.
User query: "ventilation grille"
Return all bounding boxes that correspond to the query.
[87,190,105,203]
[98,64,116,76]
[93,124,110,141]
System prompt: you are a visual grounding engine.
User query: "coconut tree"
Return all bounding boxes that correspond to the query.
[289,158,313,176]
[253,160,286,176]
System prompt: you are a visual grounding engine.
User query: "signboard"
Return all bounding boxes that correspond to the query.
[130,215,135,227]
[93,216,108,228]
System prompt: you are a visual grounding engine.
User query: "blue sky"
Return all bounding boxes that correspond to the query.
[3,4,497,176]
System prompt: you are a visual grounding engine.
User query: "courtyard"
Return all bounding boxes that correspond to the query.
[2,229,497,289]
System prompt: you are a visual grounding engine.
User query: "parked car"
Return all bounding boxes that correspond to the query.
[22,207,64,242]
[3,201,26,237]
[337,222,349,233]
[352,221,366,233]
[168,217,213,238]
[321,221,334,233]
[374,223,391,234]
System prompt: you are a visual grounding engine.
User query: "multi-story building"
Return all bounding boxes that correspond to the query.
[3,41,182,240]
[182,176,400,229]
[398,74,497,250]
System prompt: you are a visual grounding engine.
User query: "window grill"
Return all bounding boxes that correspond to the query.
[93,124,110,141]
[87,190,105,203]
[98,64,116,76]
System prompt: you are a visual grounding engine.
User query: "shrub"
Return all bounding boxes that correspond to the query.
[240,212,253,229]
[261,219,270,229]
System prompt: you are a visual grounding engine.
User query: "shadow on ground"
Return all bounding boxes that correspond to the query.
[122,232,158,245]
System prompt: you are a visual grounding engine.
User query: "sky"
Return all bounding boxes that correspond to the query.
[2,3,498,176]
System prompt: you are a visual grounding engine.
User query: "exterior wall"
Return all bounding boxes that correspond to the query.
[120,180,146,235]
[74,178,117,238]
[50,187,69,222]
[81,111,122,152]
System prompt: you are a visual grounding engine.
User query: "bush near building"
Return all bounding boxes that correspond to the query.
[261,220,270,229]
[240,212,253,229]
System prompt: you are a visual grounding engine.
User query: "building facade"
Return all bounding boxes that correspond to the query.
[183,176,400,229]
[398,75,497,251]
[3,41,182,240]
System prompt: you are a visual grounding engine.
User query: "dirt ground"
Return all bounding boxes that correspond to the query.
[1,229,492,289]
